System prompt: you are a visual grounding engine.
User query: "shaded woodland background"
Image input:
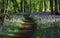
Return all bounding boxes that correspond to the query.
[0,0,60,14]
[0,0,60,25]
[0,0,60,38]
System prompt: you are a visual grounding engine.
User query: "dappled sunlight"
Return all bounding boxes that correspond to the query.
[0,15,25,37]
[0,0,60,38]
[7,34,15,36]
[7,28,19,33]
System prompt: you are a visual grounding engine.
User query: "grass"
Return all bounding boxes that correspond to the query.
[0,15,25,38]
[30,15,60,38]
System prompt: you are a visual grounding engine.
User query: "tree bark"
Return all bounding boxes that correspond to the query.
[20,0,23,12]
[1,0,5,25]
[54,0,59,15]
[59,0,60,14]
[30,0,31,13]
[24,0,27,12]
[44,0,46,12]
[50,0,53,14]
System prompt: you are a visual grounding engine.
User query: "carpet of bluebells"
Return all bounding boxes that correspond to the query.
[0,12,60,38]
[30,14,60,38]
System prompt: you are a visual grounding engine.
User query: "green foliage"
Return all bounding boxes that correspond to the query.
[30,15,60,38]
[0,15,25,38]
[0,0,60,13]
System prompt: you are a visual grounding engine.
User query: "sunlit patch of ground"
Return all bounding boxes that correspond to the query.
[0,15,25,38]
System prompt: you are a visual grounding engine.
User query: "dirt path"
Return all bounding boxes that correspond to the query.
[13,17,36,38]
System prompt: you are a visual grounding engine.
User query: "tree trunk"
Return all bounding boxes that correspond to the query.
[20,0,23,12]
[24,0,27,12]
[50,0,53,14]
[59,0,60,14]
[30,0,31,13]
[44,0,46,12]
[39,0,43,12]
[1,0,5,25]
[54,0,59,15]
